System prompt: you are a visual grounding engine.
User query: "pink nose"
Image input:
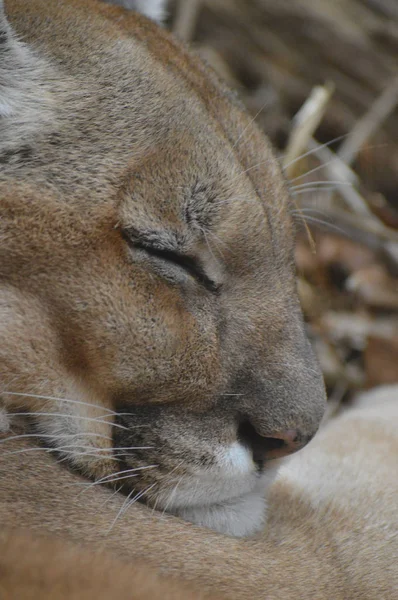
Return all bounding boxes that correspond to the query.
[237,420,313,465]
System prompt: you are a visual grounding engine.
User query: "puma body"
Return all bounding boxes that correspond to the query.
[0,1,396,598]
[0,386,397,598]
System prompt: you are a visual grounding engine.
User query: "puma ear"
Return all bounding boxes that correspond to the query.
[0,2,23,118]
[0,3,41,119]
[104,0,168,24]
[0,2,53,153]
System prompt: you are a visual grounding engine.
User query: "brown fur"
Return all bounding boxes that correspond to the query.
[0,529,217,600]
[1,1,396,598]
[0,0,325,538]
[0,386,397,599]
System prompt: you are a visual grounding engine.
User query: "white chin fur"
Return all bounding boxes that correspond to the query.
[156,446,283,537]
[174,493,267,537]
[163,462,282,537]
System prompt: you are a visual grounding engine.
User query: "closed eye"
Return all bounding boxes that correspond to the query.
[121,231,220,293]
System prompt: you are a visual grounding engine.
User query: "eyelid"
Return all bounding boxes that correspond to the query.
[121,230,220,293]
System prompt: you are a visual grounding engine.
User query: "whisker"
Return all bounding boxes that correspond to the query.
[282,134,348,172]
[163,459,185,480]
[287,139,383,186]
[6,411,128,431]
[206,229,230,252]
[290,180,351,191]
[3,392,153,423]
[291,187,339,196]
[151,493,161,515]
[0,439,153,464]
[288,157,347,184]
[98,485,123,510]
[56,452,120,464]
[228,137,346,186]
[0,445,114,458]
[1,392,119,416]
[202,228,218,262]
[59,445,152,453]
[105,464,157,477]
[124,483,157,514]
[76,465,157,488]
[292,207,329,214]
[227,157,275,185]
[227,99,270,158]
[161,476,183,517]
[75,467,158,492]
[105,482,158,535]
[106,488,136,534]
[0,432,112,445]
[292,214,347,235]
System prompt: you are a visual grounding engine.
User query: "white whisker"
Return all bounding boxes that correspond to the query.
[61,445,152,453]
[6,411,128,431]
[204,229,229,259]
[291,180,351,191]
[106,488,136,534]
[105,482,157,534]
[227,99,269,158]
[75,467,158,492]
[228,157,275,184]
[0,432,112,445]
[124,483,157,514]
[56,452,120,464]
[76,465,157,488]
[161,476,183,517]
[282,134,348,172]
[291,187,340,196]
[202,228,219,262]
[293,214,346,235]
[0,445,113,458]
[288,157,345,183]
[1,392,119,416]
[98,485,123,510]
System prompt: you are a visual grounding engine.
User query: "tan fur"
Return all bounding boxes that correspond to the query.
[0,1,396,598]
[0,530,217,599]
[0,0,326,538]
[1,386,397,599]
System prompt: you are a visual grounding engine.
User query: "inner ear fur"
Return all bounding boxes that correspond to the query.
[0,3,55,155]
[0,3,38,118]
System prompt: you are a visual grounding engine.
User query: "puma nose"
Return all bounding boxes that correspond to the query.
[237,419,312,466]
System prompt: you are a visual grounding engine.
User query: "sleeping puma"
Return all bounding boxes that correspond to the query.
[0,0,325,537]
[0,0,396,598]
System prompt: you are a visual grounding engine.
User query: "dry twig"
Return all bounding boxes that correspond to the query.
[173,0,202,42]
[339,76,398,165]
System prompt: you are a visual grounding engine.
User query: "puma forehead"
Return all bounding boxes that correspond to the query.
[0,0,326,537]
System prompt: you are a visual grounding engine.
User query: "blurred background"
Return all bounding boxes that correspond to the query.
[169,0,398,408]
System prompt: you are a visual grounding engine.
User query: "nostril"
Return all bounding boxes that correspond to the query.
[237,419,305,464]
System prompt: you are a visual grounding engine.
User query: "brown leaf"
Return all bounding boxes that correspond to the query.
[317,235,376,274]
[346,265,398,310]
[365,335,398,387]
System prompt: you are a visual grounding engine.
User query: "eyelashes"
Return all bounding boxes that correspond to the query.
[121,230,220,293]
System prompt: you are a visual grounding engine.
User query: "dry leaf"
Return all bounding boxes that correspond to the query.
[346,265,398,310]
[365,336,398,387]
